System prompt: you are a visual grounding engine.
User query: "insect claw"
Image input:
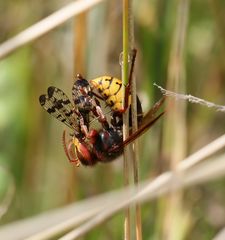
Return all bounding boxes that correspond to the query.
[69,159,80,167]
[76,162,80,167]
[62,130,80,167]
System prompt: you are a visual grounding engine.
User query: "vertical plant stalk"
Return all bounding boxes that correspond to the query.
[210,0,225,69]
[131,65,143,240]
[122,0,131,239]
[0,0,105,59]
[122,0,142,239]
[163,0,190,239]
[129,5,143,240]
[74,12,87,75]
[72,12,87,201]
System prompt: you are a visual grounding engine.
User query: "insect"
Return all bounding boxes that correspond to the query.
[39,77,164,167]
[39,74,111,166]
[39,51,165,167]
[90,49,143,128]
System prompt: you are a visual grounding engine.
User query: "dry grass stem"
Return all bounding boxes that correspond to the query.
[162,0,189,238]
[1,1,223,240]
[54,150,225,240]
[122,0,131,239]
[16,191,124,240]
[155,84,225,112]
[0,134,222,240]
[0,166,15,220]
[0,0,104,59]
[73,12,87,75]
[178,134,225,170]
[129,1,143,239]
[213,227,225,240]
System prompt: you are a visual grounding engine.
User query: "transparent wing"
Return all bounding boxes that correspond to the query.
[39,86,79,131]
[110,112,164,153]
[110,97,166,152]
[141,97,166,126]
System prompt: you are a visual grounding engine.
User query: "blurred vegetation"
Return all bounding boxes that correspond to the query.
[0,0,225,239]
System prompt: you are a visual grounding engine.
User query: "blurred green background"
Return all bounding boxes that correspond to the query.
[0,0,225,239]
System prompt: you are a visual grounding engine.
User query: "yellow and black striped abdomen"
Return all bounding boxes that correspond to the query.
[90,76,124,111]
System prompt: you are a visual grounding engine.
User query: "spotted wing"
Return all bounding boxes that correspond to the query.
[39,86,79,131]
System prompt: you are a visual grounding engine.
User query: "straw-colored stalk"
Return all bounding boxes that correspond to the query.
[0,0,105,59]
[162,0,190,239]
[122,0,131,239]
[122,0,142,239]
[1,134,225,240]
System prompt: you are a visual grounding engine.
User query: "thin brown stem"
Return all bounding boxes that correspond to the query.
[0,0,104,59]
[122,0,131,239]
[129,9,143,240]
[163,0,190,239]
